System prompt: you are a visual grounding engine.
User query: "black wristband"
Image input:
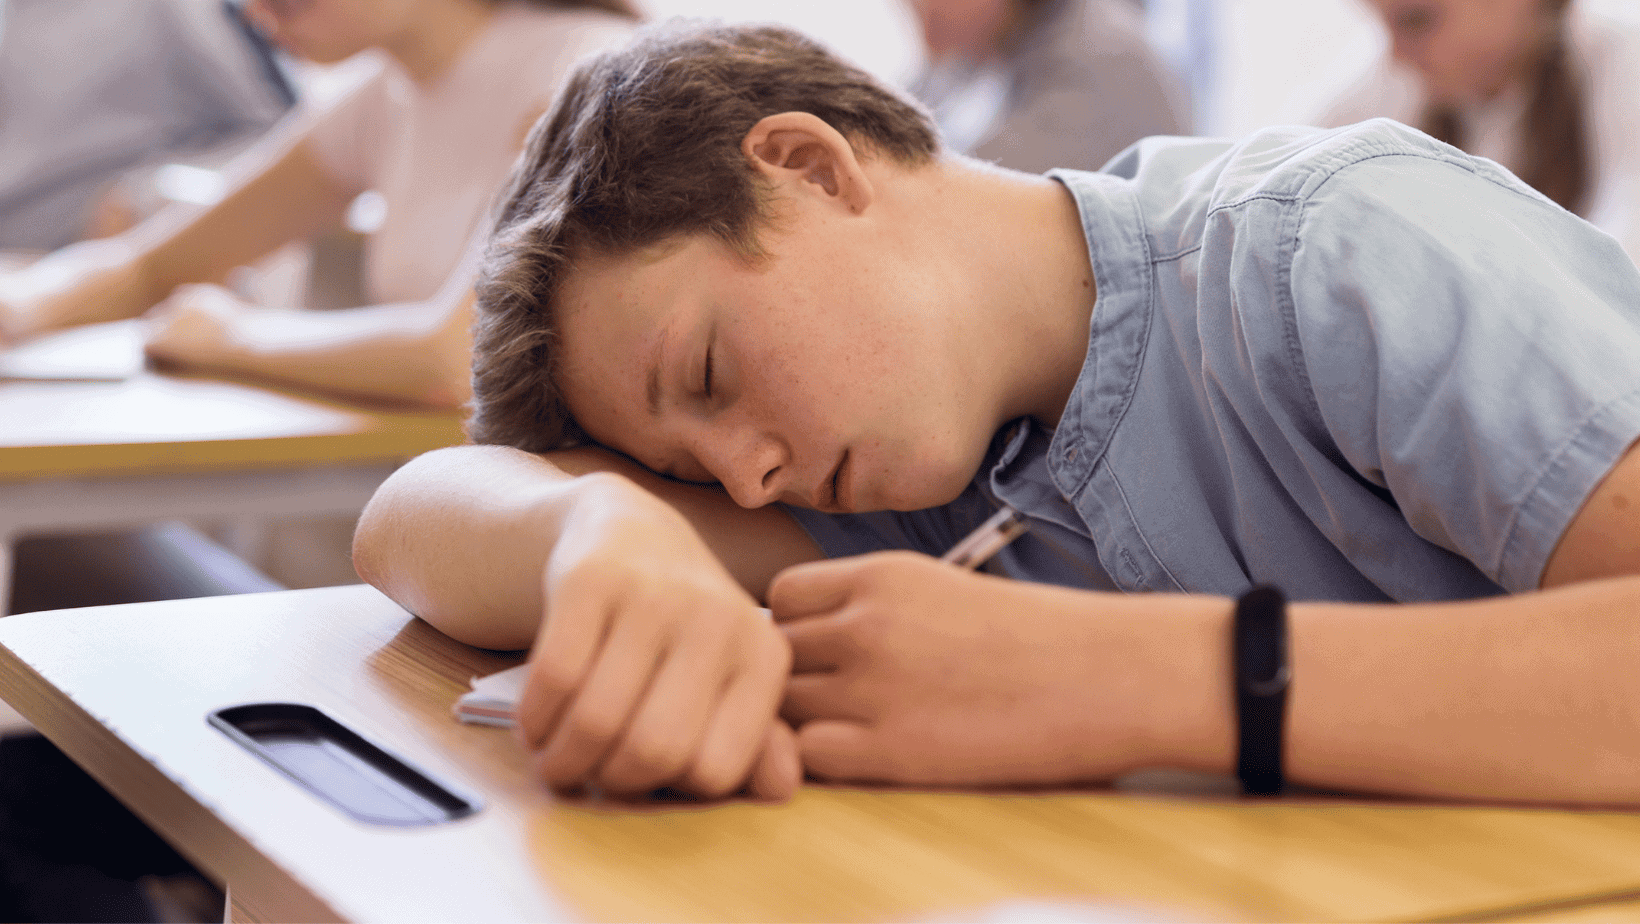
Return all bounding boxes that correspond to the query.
[1234,584,1289,796]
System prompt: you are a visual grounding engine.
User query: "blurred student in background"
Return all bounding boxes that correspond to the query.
[0,1,635,920]
[907,0,1191,174]
[1,0,636,610]
[1320,0,1640,264]
[0,0,636,409]
[0,0,295,252]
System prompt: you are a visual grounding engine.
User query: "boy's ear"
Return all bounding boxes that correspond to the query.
[742,112,874,214]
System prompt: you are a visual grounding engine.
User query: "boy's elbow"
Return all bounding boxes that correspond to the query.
[350,498,394,593]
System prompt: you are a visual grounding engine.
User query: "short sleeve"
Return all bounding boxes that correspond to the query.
[1287,148,1640,591]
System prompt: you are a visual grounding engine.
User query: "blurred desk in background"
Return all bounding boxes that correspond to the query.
[4,584,1640,923]
[0,321,465,614]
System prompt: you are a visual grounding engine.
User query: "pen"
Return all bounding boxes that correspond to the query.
[940,504,1029,570]
[754,504,1026,619]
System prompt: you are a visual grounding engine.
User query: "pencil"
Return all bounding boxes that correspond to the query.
[940,505,1029,570]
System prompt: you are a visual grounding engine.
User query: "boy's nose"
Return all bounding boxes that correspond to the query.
[707,431,788,509]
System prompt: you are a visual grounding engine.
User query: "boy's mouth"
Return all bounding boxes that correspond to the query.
[826,451,849,512]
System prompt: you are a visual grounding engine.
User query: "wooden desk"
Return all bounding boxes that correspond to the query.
[0,322,464,612]
[2,585,1640,923]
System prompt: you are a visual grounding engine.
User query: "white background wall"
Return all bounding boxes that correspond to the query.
[633,0,1638,138]
[633,0,1385,137]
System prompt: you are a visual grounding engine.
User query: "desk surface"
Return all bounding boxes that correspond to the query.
[0,322,464,480]
[3,585,1640,924]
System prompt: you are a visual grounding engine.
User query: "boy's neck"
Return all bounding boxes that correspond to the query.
[913,157,1096,433]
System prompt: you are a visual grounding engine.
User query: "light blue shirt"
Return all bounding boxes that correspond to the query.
[787,119,1640,603]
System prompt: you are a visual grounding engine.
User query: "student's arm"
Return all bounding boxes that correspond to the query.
[353,443,821,798]
[143,281,476,409]
[0,131,350,342]
[773,447,1640,804]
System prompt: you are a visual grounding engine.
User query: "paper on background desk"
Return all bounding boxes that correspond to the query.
[0,320,145,381]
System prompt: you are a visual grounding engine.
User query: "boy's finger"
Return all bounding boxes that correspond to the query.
[535,610,666,789]
[515,581,614,751]
[781,673,871,726]
[747,720,802,802]
[795,719,881,782]
[681,647,789,798]
[780,613,856,673]
[767,557,863,621]
[595,620,730,794]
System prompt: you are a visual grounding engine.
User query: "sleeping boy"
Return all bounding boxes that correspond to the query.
[355,21,1640,805]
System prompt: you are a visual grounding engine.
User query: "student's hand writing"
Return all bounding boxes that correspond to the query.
[143,283,250,369]
[516,477,801,801]
[772,551,1172,788]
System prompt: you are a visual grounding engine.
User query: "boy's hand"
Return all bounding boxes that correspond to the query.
[771,551,1157,788]
[515,478,801,801]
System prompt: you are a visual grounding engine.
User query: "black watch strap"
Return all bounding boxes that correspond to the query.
[1234,584,1289,796]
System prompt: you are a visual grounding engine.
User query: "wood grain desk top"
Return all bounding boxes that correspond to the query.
[0,322,465,480]
[3,585,1640,923]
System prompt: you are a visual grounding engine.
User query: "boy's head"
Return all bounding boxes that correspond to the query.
[470,20,939,458]
[471,20,1071,515]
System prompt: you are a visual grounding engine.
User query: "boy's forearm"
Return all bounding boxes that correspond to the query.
[353,445,617,649]
[1122,581,1640,804]
[1287,580,1640,804]
[355,443,821,650]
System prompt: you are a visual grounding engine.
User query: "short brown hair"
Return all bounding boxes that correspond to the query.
[468,20,940,452]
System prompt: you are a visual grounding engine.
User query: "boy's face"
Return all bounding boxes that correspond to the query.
[554,213,998,514]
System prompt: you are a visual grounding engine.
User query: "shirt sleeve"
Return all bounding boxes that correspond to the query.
[1285,140,1640,592]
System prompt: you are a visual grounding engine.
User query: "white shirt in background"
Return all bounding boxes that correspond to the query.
[303,3,632,305]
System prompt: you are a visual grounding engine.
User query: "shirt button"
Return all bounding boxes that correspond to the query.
[1064,447,1078,462]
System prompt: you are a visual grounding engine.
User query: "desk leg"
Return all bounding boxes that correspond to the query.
[223,884,270,924]
[0,531,12,618]
[0,533,32,733]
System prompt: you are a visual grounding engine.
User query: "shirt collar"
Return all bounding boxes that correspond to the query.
[1042,167,1156,498]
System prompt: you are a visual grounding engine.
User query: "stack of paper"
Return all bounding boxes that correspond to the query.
[454,663,529,728]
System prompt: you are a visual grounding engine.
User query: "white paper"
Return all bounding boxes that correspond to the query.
[0,320,145,381]
[454,663,529,727]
